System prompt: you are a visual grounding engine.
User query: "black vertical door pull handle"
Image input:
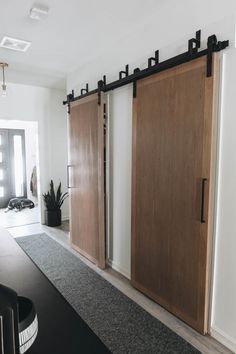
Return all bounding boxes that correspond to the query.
[201,178,207,223]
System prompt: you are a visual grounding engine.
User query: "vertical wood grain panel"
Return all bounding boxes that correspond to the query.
[131,56,218,333]
[69,93,105,269]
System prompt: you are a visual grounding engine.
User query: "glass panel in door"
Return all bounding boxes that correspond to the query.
[13,135,24,197]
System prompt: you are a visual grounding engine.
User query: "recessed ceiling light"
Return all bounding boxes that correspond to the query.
[29,4,49,20]
[0,36,31,52]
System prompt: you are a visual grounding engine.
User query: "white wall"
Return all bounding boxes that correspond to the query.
[67,11,236,351]
[67,11,236,92]
[106,86,132,278]
[24,123,38,203]
[211,49,236,352]
[0,83,68,221]
[48,89,69,219]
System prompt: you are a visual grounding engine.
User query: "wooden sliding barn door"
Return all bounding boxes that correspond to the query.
[131,55,218,333]
[68,93,105,269]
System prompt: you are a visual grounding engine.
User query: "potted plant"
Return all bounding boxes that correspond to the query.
[43,180,68,227]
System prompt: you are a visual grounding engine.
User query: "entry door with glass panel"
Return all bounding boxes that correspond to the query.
[0,129,27,208]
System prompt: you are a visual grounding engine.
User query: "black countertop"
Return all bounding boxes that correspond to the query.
[0,229,110,354]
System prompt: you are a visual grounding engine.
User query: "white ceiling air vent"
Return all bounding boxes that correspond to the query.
[0,36,31,52]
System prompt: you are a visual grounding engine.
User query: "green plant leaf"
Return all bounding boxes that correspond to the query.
[43,180,68,211]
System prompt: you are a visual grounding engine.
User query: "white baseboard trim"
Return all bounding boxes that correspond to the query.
[210,325,236,352]
[62,216,69,221]
[107,259,131,280]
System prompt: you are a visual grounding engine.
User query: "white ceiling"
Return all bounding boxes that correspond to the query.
[0,0,164,89]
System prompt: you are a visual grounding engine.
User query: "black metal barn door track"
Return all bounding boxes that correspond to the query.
[63,30,229,108]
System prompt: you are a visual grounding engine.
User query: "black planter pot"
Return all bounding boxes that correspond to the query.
[45,209,61,227]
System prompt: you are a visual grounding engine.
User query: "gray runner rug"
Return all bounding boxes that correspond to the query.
[16,234,200,354]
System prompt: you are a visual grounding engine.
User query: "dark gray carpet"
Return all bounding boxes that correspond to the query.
[16,234,201,354]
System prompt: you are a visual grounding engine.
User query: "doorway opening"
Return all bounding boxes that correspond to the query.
[0,120,40,228]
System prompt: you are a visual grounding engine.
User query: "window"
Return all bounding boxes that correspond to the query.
[0,186,4,197]
[13,135,24,197]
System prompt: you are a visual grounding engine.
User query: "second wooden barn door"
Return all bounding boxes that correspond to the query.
[131,55,218,333]
[68,93,105,269]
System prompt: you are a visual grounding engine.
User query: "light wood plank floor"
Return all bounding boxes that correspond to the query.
[7,221,233,354]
